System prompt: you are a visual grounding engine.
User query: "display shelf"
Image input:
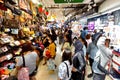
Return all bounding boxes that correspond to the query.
[112,60,120,66]
[113,62,120,74]
[113,67,120,74]
[109,69,120,80]
[109,75,119,80]
[0,54,13,63]
[113,51,120,57]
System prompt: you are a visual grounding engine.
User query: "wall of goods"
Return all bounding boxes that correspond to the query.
[0,0,49,79]
[87,9,120,80]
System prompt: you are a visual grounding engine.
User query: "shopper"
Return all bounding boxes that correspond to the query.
[61,34,72,51]
[42,32,51,65]
[79,37,87,58]
[58,48,72,80]
[86,37,98,78]
[58,29,64,45]
[72,38,86,80]
[48,35,56,59]
[85,34,92,46]
[51,29,57,42]
[43,32,50,48]
[43,34,56,65]
[92,36,113,80]
[16,43,39,78]
[80,27,88,40]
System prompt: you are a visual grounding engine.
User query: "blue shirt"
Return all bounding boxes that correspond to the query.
[87,42,98,59]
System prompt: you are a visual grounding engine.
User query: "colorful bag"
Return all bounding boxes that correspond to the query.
[45,49,51,59]
[17,67,29,80]
[17,55,29,80]
[47,59,55,70]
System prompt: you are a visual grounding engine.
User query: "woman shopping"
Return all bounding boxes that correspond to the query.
[58,48,72,80]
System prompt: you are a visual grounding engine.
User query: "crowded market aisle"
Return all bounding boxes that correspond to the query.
[35,42,112,80]
[35,42,62,80]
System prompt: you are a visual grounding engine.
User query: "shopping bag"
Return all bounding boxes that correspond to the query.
[43,48,51,58]
[17,67,29,80]
[17,54,30,80]
[45,49,51,59]
[47,59,55,70]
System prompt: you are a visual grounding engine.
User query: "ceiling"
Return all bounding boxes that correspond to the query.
[38,0,105,20]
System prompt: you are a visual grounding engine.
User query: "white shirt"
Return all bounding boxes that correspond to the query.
[16,51,38,74]
[58,61,72,80]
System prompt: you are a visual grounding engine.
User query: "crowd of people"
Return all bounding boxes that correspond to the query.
[7,26,113,80]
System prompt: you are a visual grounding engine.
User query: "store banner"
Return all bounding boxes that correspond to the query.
[54,0,84,3]
[88,22,95,31]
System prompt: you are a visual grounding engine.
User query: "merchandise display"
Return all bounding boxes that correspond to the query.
[0,0,120,80]
[110,51,120,79]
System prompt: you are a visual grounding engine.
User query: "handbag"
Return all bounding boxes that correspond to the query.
[17,54,29,80]
[47,59,55,70]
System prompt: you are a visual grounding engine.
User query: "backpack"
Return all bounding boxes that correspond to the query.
[76,52,86,73]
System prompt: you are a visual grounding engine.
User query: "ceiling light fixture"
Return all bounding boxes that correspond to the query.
[87,9,90,11]
[93,3,96,7]
[31,0,39,4]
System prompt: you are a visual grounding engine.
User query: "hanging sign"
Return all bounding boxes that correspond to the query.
[54,0,84,3]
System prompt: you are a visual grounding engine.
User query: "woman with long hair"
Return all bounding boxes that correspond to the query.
[58,48,72,80]
[15,43,39,79]
[61,34,72,51]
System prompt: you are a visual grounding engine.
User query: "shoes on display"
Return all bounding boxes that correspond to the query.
[1,46,8,52]
[19,0,32,15]
[7,0,16,5]
[4,0,21,15]
[21,8,33,16]
[14,8,22,15]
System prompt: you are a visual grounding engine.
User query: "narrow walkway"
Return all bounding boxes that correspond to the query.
[35,42,112,80]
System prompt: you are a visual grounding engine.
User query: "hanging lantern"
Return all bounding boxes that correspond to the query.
[45,9,49,15]
[38,4,43,13]
[38,7,43,13]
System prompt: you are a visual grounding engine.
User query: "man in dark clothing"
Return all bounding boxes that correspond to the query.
[80,27,88,40]
[72,39,86,80]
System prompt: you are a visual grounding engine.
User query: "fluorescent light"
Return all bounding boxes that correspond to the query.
[93,3,96,7]
[31,0,39,4]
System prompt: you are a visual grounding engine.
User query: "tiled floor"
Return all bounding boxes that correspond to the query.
[35,42,112,80]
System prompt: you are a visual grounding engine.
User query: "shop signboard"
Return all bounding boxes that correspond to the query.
[54,0,84,3]
[88,22,95,31]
